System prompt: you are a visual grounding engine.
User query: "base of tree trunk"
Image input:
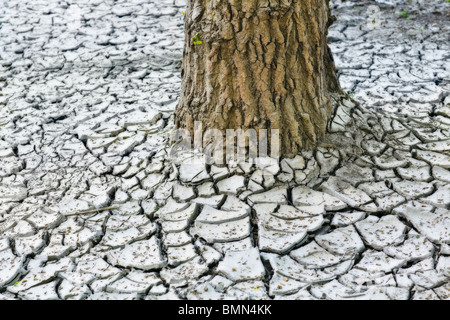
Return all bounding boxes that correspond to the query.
[175,0,346,158]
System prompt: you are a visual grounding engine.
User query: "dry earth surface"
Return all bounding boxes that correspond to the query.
[0,0,449,300]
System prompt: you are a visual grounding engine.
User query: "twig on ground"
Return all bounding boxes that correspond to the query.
[283,195,322,218]
[64,206,119,217]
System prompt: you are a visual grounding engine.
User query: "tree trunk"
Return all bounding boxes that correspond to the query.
[175,0,343,158]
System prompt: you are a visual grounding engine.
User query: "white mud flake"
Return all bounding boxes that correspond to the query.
[221,195,251,214]
[159,203,199,222]
[27,209,63,229]
[266,255,351,284]
[227,280,270,300]
[392,180,434,199]
[217,248,265,282]
[436,256,450,277]
[375,192,406,211]
[420,184,450,208]
[172,184,196,202]
[107,132,146,156]
[397,166,432,182]
[309,280,404,300]
[355,250,406,273]
[195,205,248,224]
[316,225,365,256]
[35,234,76,260]
[87,292,139,300]
[191,217,251,243]
[258,206,324,234]
[292,185,347,211]
[432,166,450,183]
[100,227,152,248]
[166,243,198,266]
[18,282,59,300]
[216,175,246,195]
[412,289,440,300]
[111,201,142,216]
[179,162,210,184]
[272,204,325,220]
[191,195,225,208]
[0,185,27,202]
[155,198,190,217]
[331,211,366,227]
[163,231,192,247]
[384,233,435,262]
[247,186,288,205]
[335,163,374,185]
[269,272,308,297]
[355,215,407,250]
[394,203,450,244]
[321,177,373,208]
[186,282,233,300]
[14,232,46,255]
[434,282,450,300]
[160,257,208,287]
[290,241,346,269]
[2,220,35,238]
[258,227,307,255]
[0,249,26,287]
[213,238,254,255]
[8,258,74,294]
[76,257,122,279]
[409,270,448,289]
[107,237,167,270]
[106,277,152,294]
[195,240,222,265]
[415,150,450,169]
[274,288,317,300]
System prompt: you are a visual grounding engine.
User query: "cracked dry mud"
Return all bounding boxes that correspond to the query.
[0,0,449,300]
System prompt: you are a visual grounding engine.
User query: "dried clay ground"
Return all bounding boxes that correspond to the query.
[0,0,449,300]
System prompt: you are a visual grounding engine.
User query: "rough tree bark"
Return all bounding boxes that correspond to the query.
[175,0,344,158]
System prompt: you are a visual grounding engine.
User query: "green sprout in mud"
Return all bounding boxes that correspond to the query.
[401,10,409,19]
[192,32,203,46]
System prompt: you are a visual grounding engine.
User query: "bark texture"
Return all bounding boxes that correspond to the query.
[175,0,343,157]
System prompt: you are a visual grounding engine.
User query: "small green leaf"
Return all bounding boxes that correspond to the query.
[192,32,203,46]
